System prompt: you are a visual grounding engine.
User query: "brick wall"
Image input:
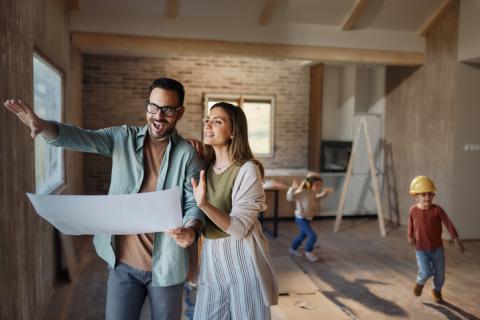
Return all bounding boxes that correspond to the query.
[82,54,310,194]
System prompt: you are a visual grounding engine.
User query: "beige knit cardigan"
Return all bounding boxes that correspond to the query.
[224,161,279,306]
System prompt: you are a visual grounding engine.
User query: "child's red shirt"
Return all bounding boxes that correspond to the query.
[408,204,459,251]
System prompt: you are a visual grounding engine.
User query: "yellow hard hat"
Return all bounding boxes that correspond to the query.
[409,175,436,196]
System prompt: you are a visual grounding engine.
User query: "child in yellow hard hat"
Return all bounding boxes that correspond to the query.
[287,172,332,262]
[408,175,465,303]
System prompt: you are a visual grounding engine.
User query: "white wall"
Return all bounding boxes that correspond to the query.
[451,62,480,239]
[322,65,343,140]
[322,65,385,140]
[367,67,386,115]
[322,65,355,141]
[458,0,480,62]
[355,67,372,113]
[320,65,386,216]
[355,66,386,114]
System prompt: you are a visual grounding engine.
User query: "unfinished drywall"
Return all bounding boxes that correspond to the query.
[385,3,458,227]
[451,63,480,239]
[458,0,480,62]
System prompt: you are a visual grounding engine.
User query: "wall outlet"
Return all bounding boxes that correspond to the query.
[464,144,480,152]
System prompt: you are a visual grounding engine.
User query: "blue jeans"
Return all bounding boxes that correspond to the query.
[291,217,317,252]
[106,262,184,320]
[415,247,445,291]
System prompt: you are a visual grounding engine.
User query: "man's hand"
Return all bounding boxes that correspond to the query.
[3,99,57,139]
[454,238,465,253]
[4,99,44,138]
[408,238,416,246]
[187,138,203,158]
[166,227,196,248]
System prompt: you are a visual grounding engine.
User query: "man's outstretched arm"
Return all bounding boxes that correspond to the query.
[5,98,117,156]
[4,99,58,140]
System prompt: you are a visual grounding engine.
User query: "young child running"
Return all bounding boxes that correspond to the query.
[287,172,332,262]
[408,175,465,303]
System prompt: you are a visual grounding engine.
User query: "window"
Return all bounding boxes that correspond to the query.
[33,53,65,194]
[204,94,274,157]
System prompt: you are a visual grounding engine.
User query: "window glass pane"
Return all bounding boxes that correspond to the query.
[33,54,64,194]
[242,101,272,155]
[205,96,274,157]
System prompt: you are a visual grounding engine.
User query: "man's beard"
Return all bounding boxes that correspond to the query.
[148,119,175,139]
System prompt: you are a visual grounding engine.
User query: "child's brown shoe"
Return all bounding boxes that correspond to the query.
[431,289,443,303]
[413,283,423,296]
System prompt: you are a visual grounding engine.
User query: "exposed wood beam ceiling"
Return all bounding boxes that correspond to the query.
[418,0,457,36]
[342,0,368,31]
[71,31,424,66]
[258,0,277,26]
[69,0,79,10]
[166,0,179,18]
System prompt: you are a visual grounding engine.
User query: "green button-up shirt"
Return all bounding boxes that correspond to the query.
[47,122,205,286]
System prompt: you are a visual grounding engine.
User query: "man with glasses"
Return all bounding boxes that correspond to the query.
[4,77,204,320]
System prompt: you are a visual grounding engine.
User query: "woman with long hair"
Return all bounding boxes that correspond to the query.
[191,102,278,319]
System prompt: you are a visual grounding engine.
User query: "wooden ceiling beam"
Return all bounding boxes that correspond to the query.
[71,31,424,66]
[342,0,368,31]
[166,0,179,18]
[259,0,277,26]
[418,0,457,37]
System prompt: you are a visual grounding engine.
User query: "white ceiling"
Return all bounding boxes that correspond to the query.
[70,0,445,53]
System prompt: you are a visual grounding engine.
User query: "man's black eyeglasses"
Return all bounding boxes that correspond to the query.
[145,100,182,117]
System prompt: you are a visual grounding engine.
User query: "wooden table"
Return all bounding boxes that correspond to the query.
[261,180,289,238]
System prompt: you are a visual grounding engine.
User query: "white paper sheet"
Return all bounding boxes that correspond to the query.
[26,187,183,235]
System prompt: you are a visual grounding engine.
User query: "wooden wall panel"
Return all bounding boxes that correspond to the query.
[384,3,459,226]
[0,0,82,318]
[308,64,324,171]
[1,3,37,319]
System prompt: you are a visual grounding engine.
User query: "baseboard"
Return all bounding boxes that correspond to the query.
[260,214,378,222]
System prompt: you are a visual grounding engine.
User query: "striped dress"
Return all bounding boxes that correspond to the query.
[193,165,271,320]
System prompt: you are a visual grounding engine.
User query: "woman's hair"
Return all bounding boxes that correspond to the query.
[203,102,265,178]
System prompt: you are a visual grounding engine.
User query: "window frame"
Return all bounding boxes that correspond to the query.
[203,93,275,158]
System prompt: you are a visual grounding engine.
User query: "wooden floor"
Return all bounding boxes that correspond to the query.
[43,219,480,320]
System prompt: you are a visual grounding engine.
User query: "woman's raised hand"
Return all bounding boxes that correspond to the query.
[191,170,207,209]
[4,99,44,138]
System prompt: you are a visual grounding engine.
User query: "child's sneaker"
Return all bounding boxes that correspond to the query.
[289,248,303,257]
[305,251,318,262]
[413,283,424,296]
[431,289,443,303]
